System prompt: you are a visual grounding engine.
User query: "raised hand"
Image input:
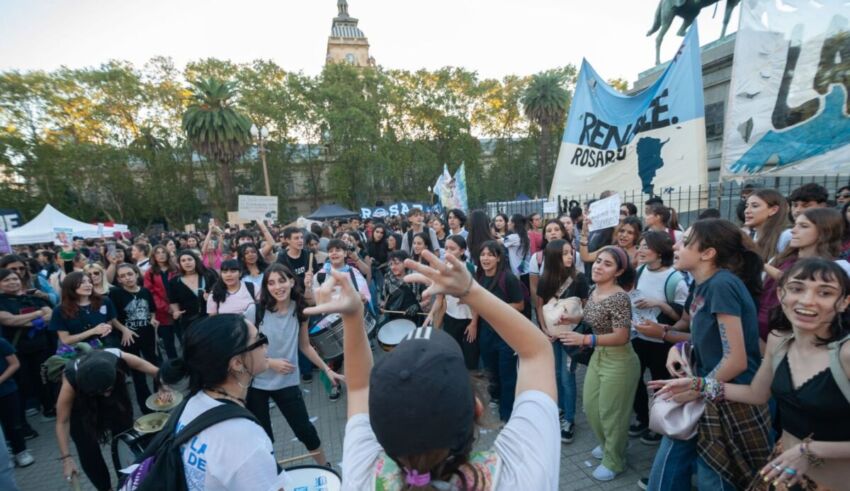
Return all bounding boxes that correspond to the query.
[303,269,363,318]
[403,250,474,301]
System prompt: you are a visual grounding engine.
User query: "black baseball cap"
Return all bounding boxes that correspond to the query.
[368,327,474,456]
[76,350,118,395]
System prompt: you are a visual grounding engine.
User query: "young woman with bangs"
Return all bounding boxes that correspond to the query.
[652,258,850,490]
[168,250,218,338]
[579,216,642,269]
[236,242,269,294]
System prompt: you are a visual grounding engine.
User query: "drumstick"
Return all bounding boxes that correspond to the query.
[308,253,314,274]
[277,451,321,466]
[380,308,429,316]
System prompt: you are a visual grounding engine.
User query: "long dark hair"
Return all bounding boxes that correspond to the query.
[466,210,493,261]
[175,249,217,288]
[771,258,850,345]
[446,235,468,262]
[509,214,530,258]
[211,259,242,304]
[74,353,133,444]
[237,243,269,278]
[149,245,176,275]
[60,271,103,320]
[475,241,509,293]
[161,314,252,393]
[258,263,307,323]
[367,225,389,265]
[411,231,432,259]
[771,208,845,266]
[538,239,577,302]
[616,216,643,249]
[541,219,568,250]
[842,202,850,243]
[749,188,789,262]
[687,219,763,301]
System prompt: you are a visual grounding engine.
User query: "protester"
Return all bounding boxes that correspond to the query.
[627,231,688,445]
[777,183,830,253]
[207,259,257,315]
[168,250,217,339]
[109,263,159,412]
[55,349,162,490]
[502,214,532,288]
[410,231,432,264]
[131,242,152,274]
[560,246,638,481]
[644,205,682,243]
[275,226,319,291]
[492,213,509,239]
[400,208,439,255]
[380,251,421,323]
[537,238,589,445]
[528,212,544,253]
[143,244,178,359]
[0,322,34,467]
[307,250,559,490]
[236,242,268,293]
[842,202,850,260]
[447,208,468,238]
[580,216,642,267]
[0,254,58,306]
[651,258,850,490]
[244,264,343,466]
[530,219,571,327]
[620,202,638,220]
[467,210,495,261]
[646,219,769,490]
[83,263,112,296]
[201,224,225,272]
[837,185,850,208]
[475,240,524,421]
[745,188,790,263]
[430,216,448,250]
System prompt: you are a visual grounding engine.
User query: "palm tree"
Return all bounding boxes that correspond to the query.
[182,78,252,212]
[521,72,568,197]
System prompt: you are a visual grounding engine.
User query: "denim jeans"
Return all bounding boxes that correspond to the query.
[647,436,736,491]
[479,327,517,422]
[553,343,577,423]
[0,425,20,491]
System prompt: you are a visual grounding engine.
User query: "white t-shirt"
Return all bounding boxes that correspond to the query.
[631,267,688,343]
[503,234,531,276]
[206,282,256,315]
[341,390,560,491]
[178,392,286,491]
[777,228,792,254]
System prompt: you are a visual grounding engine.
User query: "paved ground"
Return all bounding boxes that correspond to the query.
[10,357,658,490]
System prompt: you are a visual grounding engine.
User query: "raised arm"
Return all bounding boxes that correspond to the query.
[406,251,556,401]
[257,220,276,263]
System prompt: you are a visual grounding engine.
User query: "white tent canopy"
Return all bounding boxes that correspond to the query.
[6,204,128,246]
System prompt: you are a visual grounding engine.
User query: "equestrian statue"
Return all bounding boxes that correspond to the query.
[647,0,741,65]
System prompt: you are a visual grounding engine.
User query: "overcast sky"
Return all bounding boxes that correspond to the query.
[0,0,739,84]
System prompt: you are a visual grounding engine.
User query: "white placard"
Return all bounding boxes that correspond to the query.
[543,201,558,214]
[587,194,621,232]
[238,195,278,222]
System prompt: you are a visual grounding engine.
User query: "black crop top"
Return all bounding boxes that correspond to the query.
[771,354,850,441]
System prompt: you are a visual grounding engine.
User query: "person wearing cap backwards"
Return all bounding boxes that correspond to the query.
[54,348,164,490]
[306,250,560,490]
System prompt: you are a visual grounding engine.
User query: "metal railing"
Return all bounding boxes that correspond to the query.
[485,199,547,218]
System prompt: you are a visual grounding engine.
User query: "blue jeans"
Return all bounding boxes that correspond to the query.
[0,425,20,491]
[480,327,517,422]
[553,343,577,423]
[647,436,736,491]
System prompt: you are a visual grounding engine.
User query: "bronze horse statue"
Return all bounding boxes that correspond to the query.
[647,0,740,65]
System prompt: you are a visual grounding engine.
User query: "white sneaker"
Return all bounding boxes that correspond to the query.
[15,450,34,467]
[591,445,603,459]
[592,464,617,481]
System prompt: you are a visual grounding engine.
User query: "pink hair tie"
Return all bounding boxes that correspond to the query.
[404,468,432,486]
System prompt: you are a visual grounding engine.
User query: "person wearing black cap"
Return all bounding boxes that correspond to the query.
[306,251,560,490]
[54,349,163,490]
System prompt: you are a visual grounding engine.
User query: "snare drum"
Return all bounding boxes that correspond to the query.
[309,314,344,361]
[377,319,416,351]
[111,429,156,472]
[284,464,342,491]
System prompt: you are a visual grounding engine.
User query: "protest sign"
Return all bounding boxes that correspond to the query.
[587,194,621,232]
[227,211,249,226]
[360,202,426,219]
[550,26,707,199]
[0,230,11,254]
[238,195,278,222]
[0,209,22,232]
[53,227,73,247]
[184,224,196,233]
[543,201,559,214]
[720,0,850,178]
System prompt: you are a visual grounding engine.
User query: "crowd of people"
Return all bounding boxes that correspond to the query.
[0,179,849,490]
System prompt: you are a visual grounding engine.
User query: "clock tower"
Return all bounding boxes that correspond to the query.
[325,0,374,67]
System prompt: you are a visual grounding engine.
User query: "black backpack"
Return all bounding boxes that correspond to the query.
[120,398,260,491]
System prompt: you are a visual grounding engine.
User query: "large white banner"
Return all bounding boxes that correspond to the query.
[550,26,707,200]
[721,0,850,178]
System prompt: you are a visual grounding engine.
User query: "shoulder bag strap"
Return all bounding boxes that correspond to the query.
[828,334,850,404]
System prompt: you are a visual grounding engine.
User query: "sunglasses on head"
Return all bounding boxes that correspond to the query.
[236,332,268,355]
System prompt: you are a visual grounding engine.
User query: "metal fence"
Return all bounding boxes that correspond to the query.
[485,198,547,218]
[553,174,850,228]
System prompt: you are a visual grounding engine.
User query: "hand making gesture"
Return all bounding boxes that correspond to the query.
[403,250,475,301]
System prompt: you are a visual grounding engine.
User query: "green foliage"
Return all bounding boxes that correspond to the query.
[0,58,582,228]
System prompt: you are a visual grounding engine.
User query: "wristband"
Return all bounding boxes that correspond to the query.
[457,274,475,298]
[58,454,73,461]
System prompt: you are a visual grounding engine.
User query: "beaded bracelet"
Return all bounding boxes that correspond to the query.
[799,437,824,468]
[701,377,725,402]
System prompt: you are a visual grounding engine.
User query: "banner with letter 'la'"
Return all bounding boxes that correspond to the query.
[720,0,850,178]
[550,25,707,200]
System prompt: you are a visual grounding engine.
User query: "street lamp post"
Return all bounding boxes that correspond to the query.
[251,125,271,196]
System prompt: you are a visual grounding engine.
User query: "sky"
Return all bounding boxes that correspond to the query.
[0,0,739,84]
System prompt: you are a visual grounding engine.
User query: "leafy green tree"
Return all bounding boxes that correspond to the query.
[182,78,252,212]
[521,70,570,197]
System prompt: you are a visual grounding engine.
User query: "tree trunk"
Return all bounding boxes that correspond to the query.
[217,159,235,214]
[538,125,550,198]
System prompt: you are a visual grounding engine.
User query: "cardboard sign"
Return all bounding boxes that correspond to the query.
[543,201,559,214]
[227,211,249,226]
[184,224,196,233]
[587,194,621,232]
[53,227,73,247]
[238,195,278,222]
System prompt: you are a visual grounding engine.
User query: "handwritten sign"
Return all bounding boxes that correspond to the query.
[53,227,73,247]
[238,195,278,222]
[227,211,249,226]
[543,201,559,214]
[587,194,621,232]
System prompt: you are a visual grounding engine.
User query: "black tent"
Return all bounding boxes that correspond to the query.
[307,204,360,220]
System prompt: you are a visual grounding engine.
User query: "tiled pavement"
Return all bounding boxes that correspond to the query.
[11,359,659,490]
